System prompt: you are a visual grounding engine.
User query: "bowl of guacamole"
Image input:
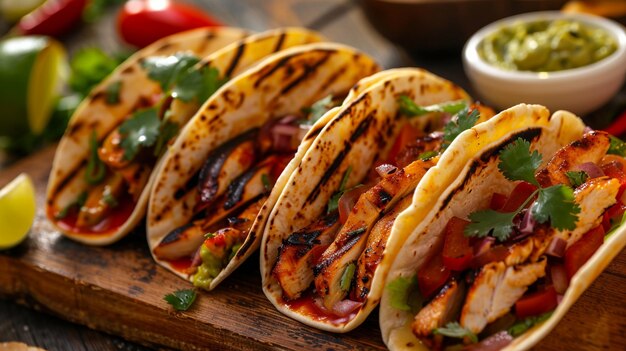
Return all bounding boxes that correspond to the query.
[463,11,626,115]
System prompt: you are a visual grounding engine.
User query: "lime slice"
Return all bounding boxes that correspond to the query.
[0,173,36,249]
[0,0,45,22]
[0,36,67,137]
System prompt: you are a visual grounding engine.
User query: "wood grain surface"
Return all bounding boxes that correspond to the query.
[1,0,625,350]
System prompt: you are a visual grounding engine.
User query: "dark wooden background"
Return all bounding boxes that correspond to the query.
[1,0,625,350]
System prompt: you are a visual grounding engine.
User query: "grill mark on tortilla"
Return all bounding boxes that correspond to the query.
[272,31,287,53]
[280,52,332,95]
[195,30,216,54]
[304,113,374,206]
[317,63,348,94]
[224,41,246,78]
[254,56,293,89]
[50,97,158,201]
[438,128,543,211]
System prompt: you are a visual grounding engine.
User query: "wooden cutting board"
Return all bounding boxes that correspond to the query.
[1,145,625,350]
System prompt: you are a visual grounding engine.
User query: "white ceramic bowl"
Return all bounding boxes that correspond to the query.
[463,11,626,115]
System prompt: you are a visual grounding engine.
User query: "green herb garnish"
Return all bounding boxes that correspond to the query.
[508,312,553,337]
[153,120,180,157]
[418,150,439,161]
[608,135,626,156]
[386,275,423,313]
[102,187,118,207]
[55,192,87,219]
[398,96,468,117]
[104,80,122,105]
[118,108,161,161]
[85,131,106,185]
[173,66,227,103]
[566,171,588,188]
[142,53,200,92]
[303,95,335,124]
[433,322,478,343]
[346,227,367,237]
[164,289,197,311]
[69,48,127,97]
[465,138,580,241]
[340,262,356,291]
[261,173,272,192]
[204,232,215,239]
[442,107,480,149]
[327,166,352,213]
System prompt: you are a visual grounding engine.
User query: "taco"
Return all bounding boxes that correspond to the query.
[260,68,496,332]
[46,27,325,245]
[379,104,626,350]
[147,42,380,290]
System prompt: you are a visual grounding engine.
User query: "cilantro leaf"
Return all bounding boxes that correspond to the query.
[119,108,160,160]
[442,107,480,149]
[508,312,553,337]
[303,95,336,124]
[386,275,423,314]
[498,138,542,187]
[69,48,125,97]
[105,80,122,105]
[261,173,272,191]
[608,135,626,156]
[566,171,588,188]
[418,150,438,161]
[153,120,180,157]
[340,262,356,291]
[398,96,468,117]
[173,66,227,103]
[85,131,106,185]
[327,166,352,213]
[204,232,215,239]
[164,289,197,311]
[465,209,518,241]
[532,185,580,231]
[433,322,478,343]
[142,53,200,92]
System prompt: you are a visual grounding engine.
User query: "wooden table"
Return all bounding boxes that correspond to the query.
[1,1,625,350]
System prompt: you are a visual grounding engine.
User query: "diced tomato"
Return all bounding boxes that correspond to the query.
[490,193,507,211]
[204,232,226,248]
[442,217,473,271]
[601,162,626,185]
[386,123,421,166]
[417,253,451,299]
[565,225,605,279]
[338,185,368,224]
[500,181,537,213]
[309,244,329,266]
[471,245,509,268]
[603,202,626,231]
[515,285,558,319]
[271,154,294,180]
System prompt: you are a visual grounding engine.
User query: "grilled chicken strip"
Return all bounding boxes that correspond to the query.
[535,131,610,187]
[153,157,274,260]
[353,195,413,301]
[460,258,547,334]
[76,173,125,228]
[273,212,341,300]
[412,280,467,337]
[315,158,435,309]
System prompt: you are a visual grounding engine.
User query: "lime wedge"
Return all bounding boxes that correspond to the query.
[0,0,45,22]
[0,173,36,249]
[0,36,67,137]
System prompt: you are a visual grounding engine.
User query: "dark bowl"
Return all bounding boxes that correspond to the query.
[360,0,569,56]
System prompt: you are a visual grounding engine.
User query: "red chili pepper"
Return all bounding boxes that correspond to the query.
[117,0,222,48]
[17,0,88,37]
[603,109,626,137]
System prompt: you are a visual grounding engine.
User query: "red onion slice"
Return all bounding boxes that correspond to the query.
[518,209,536,235]
[375,164,398,178]
[465,331,513,351]
[332,299,363,317]
[551,264,569,294]
[574,162,604,179]
[545,237,567,258]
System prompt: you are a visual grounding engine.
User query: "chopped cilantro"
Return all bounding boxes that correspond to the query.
[442,107,480,149]
[102,187,119,207]
[465,138,580,241]
[55,192,87,219]
[340,262,356,291]
[303,95,335,124]
[118,108,161,161]
[327,166,352,213]
[346,227,366,237]
[386,275,423,313]
[566,170,588,188]
[204,232,215,239]
[173,66,227,103]
[418,150,438,161]
[531,185,580,231]
[397,96,468,117]
[608,135,626,156]
[85,131,106,185]
[142,53,200,92]
[508,312,553,336]
[69,47,126,97]
[164,289,197,311]
[433,322,478,343]
[104,80,122,105]
[153,120,180,157]
[497,138,542,187]
[261,173,272,192]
